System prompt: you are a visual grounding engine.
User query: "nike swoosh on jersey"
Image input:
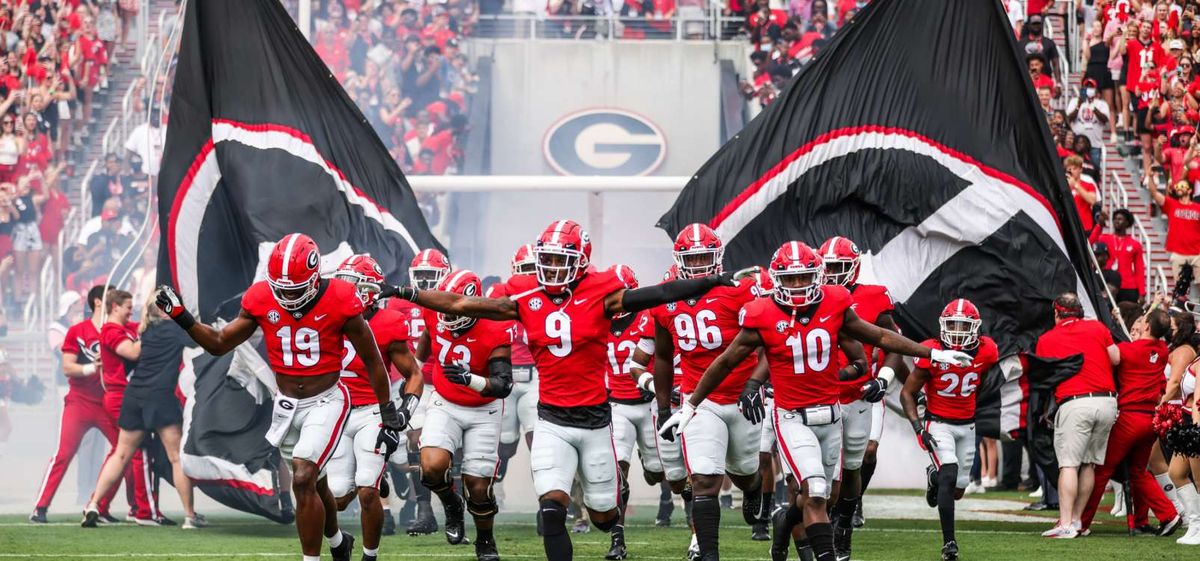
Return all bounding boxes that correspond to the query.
[818,315,832,322]
[705,298,720,304]
[466,338,477,343]
[314,314,328,321]
[573,298,589,305]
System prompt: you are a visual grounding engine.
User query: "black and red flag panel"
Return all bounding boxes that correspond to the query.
[657,0,1115,357]
[156,0,442,321]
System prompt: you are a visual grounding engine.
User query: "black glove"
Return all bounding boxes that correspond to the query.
[860,377,887,403]
[738,380,765,425]
[443,363,472,386]
[913,420,938,452]
[155,285,195,330]
[379,284,418,302]
[638,386,656,402]
[670,386,681,407]
[374,426,402,460]
[763,383,774,400]
[380,400,409,432]
[657,407,675,442]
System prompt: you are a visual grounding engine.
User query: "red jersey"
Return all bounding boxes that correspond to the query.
[499,270,626,408]
[653,277,761,405]
[1126,39,1166,89]
[99,322,139,393]
[1074,176,1098,232]
[387,297,434,376]
[739,285,852,410]
[1116,339,1168,411]
[914,337,999,421]
[1036,318,1116,401]
[61,319,104,401]
[241,279,364,377]
[607,311,654,402]
[341,308,413,406]
[837,283,895,403]
[1093,232,1145,294]
[424,311,514,407]
[1163,197,1200,255]
[487,281,534,366]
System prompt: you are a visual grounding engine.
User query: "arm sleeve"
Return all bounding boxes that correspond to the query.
[620,275,722,314]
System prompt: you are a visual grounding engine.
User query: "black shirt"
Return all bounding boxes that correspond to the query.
[126,321,191,396]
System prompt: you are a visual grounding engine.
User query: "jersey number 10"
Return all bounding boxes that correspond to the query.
[785,328,831,374]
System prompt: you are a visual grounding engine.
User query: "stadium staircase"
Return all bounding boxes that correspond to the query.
[8,0,178,382]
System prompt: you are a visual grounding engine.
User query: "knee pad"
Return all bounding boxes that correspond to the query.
[643,469,664,486]
[421,469,452,494]
[938,463,959,490]
[539,499,567,537]
[468,497,498,518]
[806,476,830,500]
[499,441,519,460]
[593,515,619,533]
[681,483,693,503]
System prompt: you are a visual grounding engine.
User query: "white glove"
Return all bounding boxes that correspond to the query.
[82,363,97,376]
[930,348,973,367]
[658,400,696,440]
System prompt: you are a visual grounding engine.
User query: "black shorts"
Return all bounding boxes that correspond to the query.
[1116,288,1140,303]
[118,392,183,432]
[1136,108,1153,135]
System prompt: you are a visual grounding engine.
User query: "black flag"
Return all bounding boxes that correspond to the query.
[156,0,443,321]
[657,0,1114,354]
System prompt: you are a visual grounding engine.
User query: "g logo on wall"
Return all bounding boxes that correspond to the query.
[543,108,667,176]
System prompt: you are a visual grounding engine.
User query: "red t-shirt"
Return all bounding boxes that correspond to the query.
[1162,146,1191,184]
[607,311,654,401]
[1136,77,1161,111]
[652,277,762,405]
[915,337,999,421]
[39,188,69,244]
[499,270,627,408]
[61,319,104,402]
[1036,318,1116,401]
[1116,339,1168,411]
[739,285,852,410]
[341,308,412,406]
[1163,196,1200,255]
[241,279,364,377]
[1094,232,1145,294]
[837,283,894,403]
[1074,176,1098,232]
[99,321,139,394]
[425,312,514,407]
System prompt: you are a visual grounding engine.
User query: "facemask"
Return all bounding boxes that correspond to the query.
[1085,88,1096,98]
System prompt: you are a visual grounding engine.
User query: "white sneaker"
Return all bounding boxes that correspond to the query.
[1030,487,1044,498]
[985,477,998,487]
[1042,524,1078,539]
[1178,523,1200,545]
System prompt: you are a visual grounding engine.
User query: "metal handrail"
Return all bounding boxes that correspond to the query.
[75,159,98,237]
[1156,265,1169,296]
[1132,217,1154,301]
[100,116,119,157]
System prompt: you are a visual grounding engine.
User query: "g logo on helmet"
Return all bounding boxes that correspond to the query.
[306,250,319,270]
[543,108,667,176]
[464,283,477,297]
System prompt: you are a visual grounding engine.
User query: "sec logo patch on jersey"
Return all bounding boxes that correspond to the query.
[267,310,281,323]
[775,320,789,333]
[666,302,677,312]
[529,297,544,311]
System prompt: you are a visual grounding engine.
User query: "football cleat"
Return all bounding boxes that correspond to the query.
[331,531,355,561]
[655,496,674,526]
[443,493,467,545]
[687,533,701,561]
[475,537,501,561]
[751,521,770,541]
[941,540,959,561]
[741,488,763,525]
[381,509,396,536]
[926,465,939,508]
[834,522,852,561]
[720,493,734,510]
[29,508,47,524]
[81,507,99,528]
[852,498,865,528]
[605,531,628,560]
[407,502,438,535]
[571,518,590,534]
[770,508,790,561]
[96,512,120,525]
[361,553,377,561]
[1161,514,1184,537]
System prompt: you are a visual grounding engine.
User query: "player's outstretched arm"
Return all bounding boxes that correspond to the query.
[388,341,424,397]
[687,328,763,407]
[605,272,739,316]
[842,309,972,367]
[155,285,257,355]
[388,285,518,321]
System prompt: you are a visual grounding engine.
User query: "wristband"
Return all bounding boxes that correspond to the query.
[911,419,923,433]
[82,363,97,376]
[878,366,896,385]
[466,374,488,393]
[174,309,197,331]
[400,393,420,416]
[637,372,655,391]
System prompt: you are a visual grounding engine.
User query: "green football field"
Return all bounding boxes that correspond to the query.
[2,492,1196,560]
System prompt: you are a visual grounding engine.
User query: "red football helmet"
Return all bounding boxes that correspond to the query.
[409,249,451,291]
[819,236,861,287]
[940,298,982,350]
[437,269,482,331]
[333,254,386,307]
[673,223,724,279]
[749,265,775,296]
[609,264,639,290]
[768,241,824,308]
[266,233,322,311]
[663,264,679,282]
[511,243,536,276]
[533,220,591,291]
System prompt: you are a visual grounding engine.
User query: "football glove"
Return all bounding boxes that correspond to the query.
[738,381,765,425]
[658,400,696,441]
[379,284,419,302]
[861,377,888,403]
[912,420,938,452]
[374,426,403,460]
[155,285,195,330]
[930,348,973,368]
[380,399,410,432]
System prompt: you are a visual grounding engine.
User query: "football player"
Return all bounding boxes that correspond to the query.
[603,264,662,560]
[650,224,769,560]
[154,234,410,561]
[819,236,905,560]
[495,245,539,495]
[385,219,737,561]
[662,242,971,561]
[900,299,998,561]
[416,269,514,561]
[326,255,424,561]
[392,248,451,535]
